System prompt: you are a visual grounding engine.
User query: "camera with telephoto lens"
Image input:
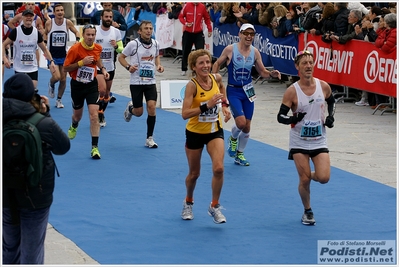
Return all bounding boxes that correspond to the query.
[322,31,333,43]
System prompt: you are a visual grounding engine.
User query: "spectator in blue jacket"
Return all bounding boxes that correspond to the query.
[209,2,223,27]
[273,4,289,38]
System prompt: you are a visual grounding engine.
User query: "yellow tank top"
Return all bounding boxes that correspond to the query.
[186,74,223,134]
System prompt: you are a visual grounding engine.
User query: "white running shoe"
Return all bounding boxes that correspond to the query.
[181,200,194,220]
[124,101,133,122]
[181,71,186,76]
[301,210,316,225]
[145,136,158,148]
[48,82,55,98]
[55,99,64,108]
[208,203,226,224]
[355,98,369,106]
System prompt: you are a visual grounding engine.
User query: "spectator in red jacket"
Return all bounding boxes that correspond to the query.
[178,3,212,76]
[368,13,396,109]
[375,13,396,54]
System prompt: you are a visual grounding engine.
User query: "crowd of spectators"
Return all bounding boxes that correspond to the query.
[203,2,396,107]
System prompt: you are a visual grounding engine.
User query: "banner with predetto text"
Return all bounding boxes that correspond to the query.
[298,34,397,98]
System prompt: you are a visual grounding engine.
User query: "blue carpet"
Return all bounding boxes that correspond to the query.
[3,68,396,264]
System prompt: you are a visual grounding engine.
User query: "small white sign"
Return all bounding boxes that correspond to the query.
[4,10,15,18]
[160,80,188,109]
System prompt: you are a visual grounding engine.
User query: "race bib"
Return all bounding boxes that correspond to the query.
[51,32,66,47]
[21,50,34,65]
[300,120,322,139]
[76,66,95,83]
[139,62,154,81]
[100,47,113,63]
[243,83,256,102]
[198,102,221,123]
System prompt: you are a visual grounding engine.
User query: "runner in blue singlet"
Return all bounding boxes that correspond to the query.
[212,23,281,166]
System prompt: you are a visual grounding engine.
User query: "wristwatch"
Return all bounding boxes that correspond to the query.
[125,64,131,71]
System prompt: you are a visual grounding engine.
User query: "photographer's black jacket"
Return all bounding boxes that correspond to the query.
[3,98,70,210]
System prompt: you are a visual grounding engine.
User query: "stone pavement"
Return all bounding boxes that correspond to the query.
[44,55,397,265]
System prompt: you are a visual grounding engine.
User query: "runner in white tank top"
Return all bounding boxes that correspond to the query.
[2,9,56,90]
[119,20,164,148]
[94,9,124,127]
[277,50,336,226]
[289,78,327,150]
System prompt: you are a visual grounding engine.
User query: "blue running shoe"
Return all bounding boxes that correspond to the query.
[234,152,250,166]
[227,136,238,158]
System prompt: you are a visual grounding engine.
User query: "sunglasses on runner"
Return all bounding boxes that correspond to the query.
[83,24,96,29]
[294,50,313,64]
[241,31,255,37]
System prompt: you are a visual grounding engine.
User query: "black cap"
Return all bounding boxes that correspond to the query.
[22,9,35,16]
[3,73,35,102]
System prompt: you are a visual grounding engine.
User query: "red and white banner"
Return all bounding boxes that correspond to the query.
[298,34,397,97]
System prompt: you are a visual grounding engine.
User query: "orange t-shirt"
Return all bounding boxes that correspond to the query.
[64,42,102,81]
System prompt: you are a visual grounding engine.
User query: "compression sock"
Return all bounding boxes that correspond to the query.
[102,96,110,112]
[147,115,156,138]
[231,124,241,139]
[92,136,99,147]
[72,120,79,128]
[237,132,250,152]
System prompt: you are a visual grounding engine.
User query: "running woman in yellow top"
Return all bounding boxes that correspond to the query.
[181,49,231,224]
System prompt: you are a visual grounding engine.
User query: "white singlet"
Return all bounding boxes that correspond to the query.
[289,78,327,150]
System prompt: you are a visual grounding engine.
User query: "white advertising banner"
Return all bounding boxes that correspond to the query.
[160,80,188,109]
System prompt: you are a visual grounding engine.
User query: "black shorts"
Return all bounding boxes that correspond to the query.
[14,70,38,81]
[97,69,115,81]
[129,84,157,108]
[185,128,224,150]
[70,79,99,110]
[288,148,329,160]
